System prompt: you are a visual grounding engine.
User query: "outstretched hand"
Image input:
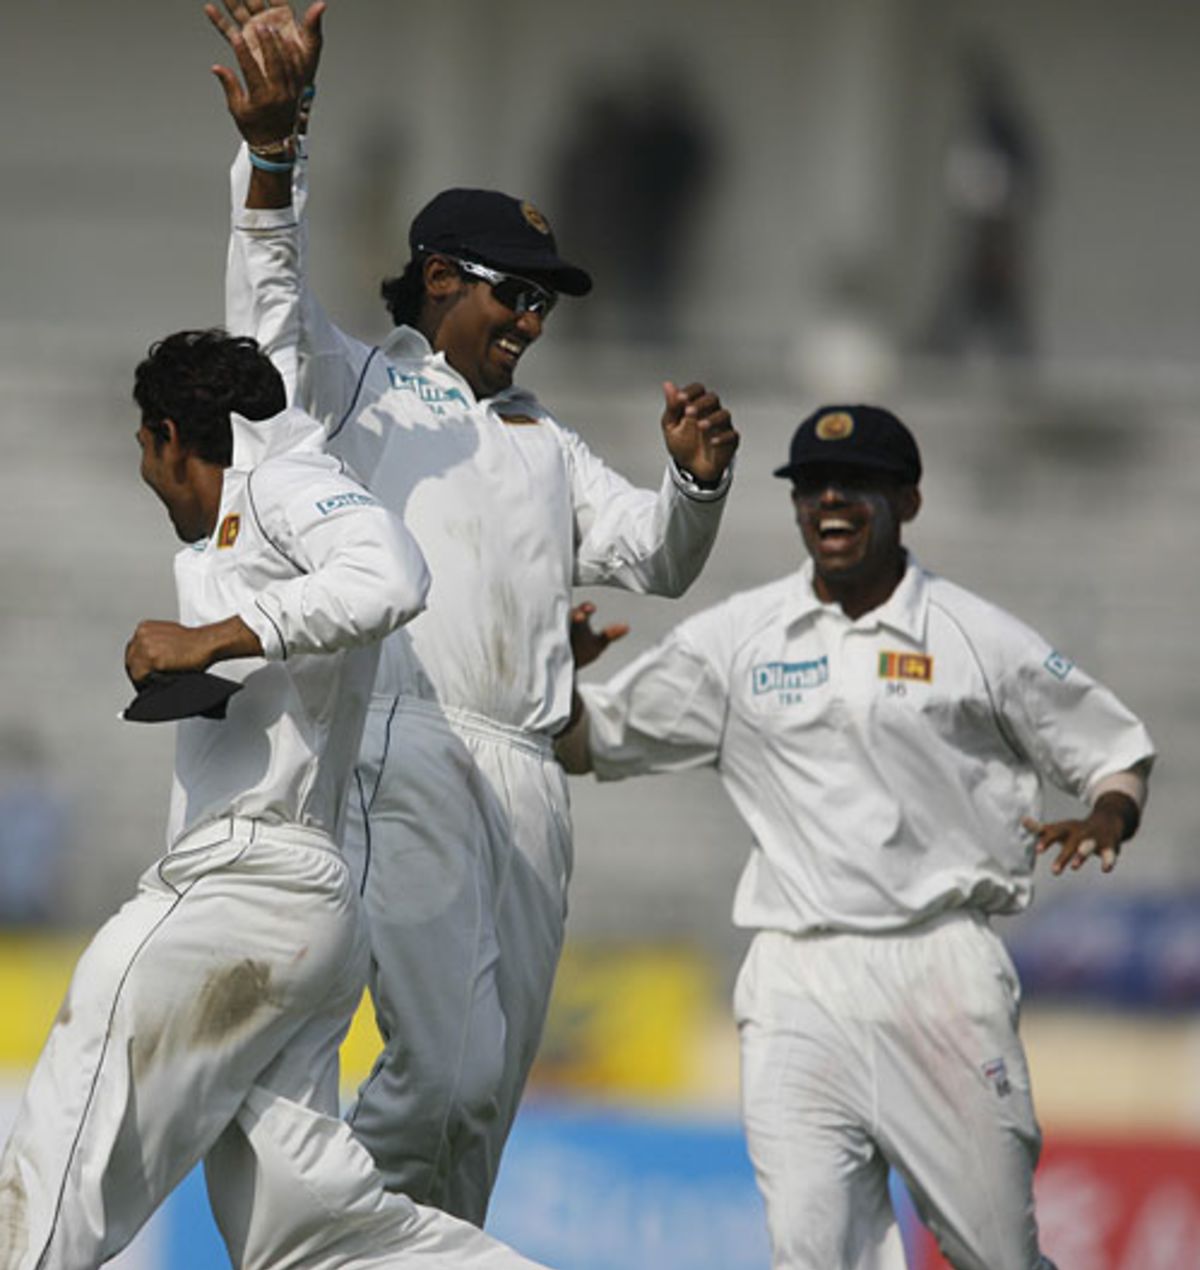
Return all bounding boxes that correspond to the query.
[1023,795,1135,876]
[206,0,324,146]
[569,603,628,671]
[661,380,739,486]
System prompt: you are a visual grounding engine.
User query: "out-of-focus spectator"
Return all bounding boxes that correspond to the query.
[623,60,716,342]
[926,45,1041,360]
[0,725,70,926]
[548,84,632,339]
[551,59,716,343]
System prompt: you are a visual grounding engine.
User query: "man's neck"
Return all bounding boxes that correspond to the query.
[814,552,907,620]
[188,463,227,543]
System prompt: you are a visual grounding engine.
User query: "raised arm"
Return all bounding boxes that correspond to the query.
[660,379,739,488]
[206,0,324,212]
[566,381,737,597]
[207,0,380,451]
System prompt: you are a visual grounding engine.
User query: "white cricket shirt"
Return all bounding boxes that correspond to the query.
[580,556,1156,934]
[227,148,729,735]
[166,408,430,846]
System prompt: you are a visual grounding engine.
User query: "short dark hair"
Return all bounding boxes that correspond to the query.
[380,256,428,329]
[132,329,285,466]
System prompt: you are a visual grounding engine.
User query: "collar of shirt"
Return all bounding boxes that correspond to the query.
[230,407,325,472]
[380,323,437,365]
[782,552,930,643]
[380,324,541,415]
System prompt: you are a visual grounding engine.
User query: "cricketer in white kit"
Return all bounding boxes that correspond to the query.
[559,404,1155,1270]
[0,330,553,1270]
[208,0,740,1223]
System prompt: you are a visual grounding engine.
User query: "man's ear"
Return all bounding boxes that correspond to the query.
[156,417,193,472]
[143,417,175,455]
[423,255,465,301]
[898,484,922,524]
[159,417,184,456]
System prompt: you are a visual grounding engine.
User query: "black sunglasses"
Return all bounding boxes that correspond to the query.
[791,466,904,497]
[452,257,558,318]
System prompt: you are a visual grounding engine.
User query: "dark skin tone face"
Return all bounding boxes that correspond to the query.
[416,256,548,400]
[126,416,262,688]
[136,420,224,544]
[790,464,921,619]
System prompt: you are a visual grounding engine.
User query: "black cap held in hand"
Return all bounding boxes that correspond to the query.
[773,405,922,484]
[123,671,243,724]
[409,188,593,296]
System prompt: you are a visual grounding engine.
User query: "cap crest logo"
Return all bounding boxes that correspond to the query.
[815,411,854,441]
[521,201,551,235]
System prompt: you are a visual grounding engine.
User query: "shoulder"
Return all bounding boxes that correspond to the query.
[498,387,567,432]
[247,450,373,519]
[252,447,347,489]
[925,571,1050,667]
[676,574,796,662]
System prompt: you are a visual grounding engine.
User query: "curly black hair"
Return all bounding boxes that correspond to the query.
[379,256,428,329]
[132,329,285,466]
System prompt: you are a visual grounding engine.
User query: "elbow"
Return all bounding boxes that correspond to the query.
[648,559,698,600]
[379,558,431,634]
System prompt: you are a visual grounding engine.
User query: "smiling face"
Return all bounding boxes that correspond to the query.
[420,256,547,399]
[791,464,920,615]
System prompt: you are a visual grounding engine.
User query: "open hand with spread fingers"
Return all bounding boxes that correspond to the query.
[1023,792,1137,876]
[205,0,324,146]
[569,602,629,671]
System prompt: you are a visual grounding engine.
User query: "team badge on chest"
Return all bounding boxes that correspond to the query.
[217,513,241,549]
[878,650,932,682]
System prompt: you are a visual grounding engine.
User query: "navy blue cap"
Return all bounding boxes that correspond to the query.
[123,671,243,723]
[409,188,593,297]
[773,404,922,484]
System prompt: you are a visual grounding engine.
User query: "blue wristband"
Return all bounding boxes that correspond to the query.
[248,150,296,174]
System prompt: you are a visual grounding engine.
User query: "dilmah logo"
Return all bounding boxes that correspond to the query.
[982,1056,1012,1097]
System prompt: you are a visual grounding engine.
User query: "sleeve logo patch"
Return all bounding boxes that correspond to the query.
[1044,650,1074,680]
[752,656,829,699]
[217,513,241,549]
[316,491,378,516]
[878,651,933,682]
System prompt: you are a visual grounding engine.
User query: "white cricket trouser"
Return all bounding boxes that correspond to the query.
[0,817,552,1270]
[735,913,1055,1270]
[344,698,572,1225]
